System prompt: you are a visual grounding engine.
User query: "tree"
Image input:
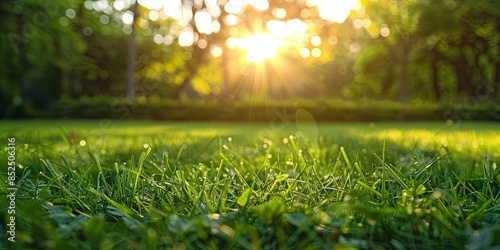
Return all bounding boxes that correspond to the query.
[358,0,423,103]
[127,1,137,99]
[353,0,500,102]
[414,0,499,101]
[135,0,361,100]
[0,0,92,116]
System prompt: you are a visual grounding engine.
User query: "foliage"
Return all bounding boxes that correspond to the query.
[1,0,500,118]
[0,0,93,114]
[19,96,499,121]
[354,0,500,102]
[1,121,499,249]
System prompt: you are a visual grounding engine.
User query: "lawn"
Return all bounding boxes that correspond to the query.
[1,120,499,249]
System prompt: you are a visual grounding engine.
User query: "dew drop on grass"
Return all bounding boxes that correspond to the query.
[227,137,232,142]
[79,140,86,146]
[143,143,149,149]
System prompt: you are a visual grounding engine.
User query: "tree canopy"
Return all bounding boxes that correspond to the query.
[1,0,499,116]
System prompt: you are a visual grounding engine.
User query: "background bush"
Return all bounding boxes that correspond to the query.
[7,96,500,122]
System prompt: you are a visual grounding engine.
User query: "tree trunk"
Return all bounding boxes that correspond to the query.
[54,38,69,99]
[455,56,474,99]
[494,21,500,99]
[431,54,441,101]
[495,54,500,98]
[173,75,191,99]
[398,43,409,103]
[126,2,137,99]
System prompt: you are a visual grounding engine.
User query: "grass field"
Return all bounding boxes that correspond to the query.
[1,120,499,249]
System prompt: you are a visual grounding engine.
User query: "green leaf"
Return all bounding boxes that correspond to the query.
[468,226,500,250]
[237,188,255,207]
[83,216,105,244]
[357,181,383,198]
[274,174,289,184]
[252,199,287,223]
[284,213,309,229]
[466,199,493,222]
[270,174,289,191]
[88,187,134,215]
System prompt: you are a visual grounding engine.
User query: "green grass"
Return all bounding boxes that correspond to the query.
[1,120,499,249]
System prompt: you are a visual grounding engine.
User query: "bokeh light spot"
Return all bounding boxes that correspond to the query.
[380,25,390,37]
[311,35,321,46]
[122,11,134,25]
[65,9,76,19]
[312,48,321,58]
[210,44,223,58]
[300,48,310,58]
[178,30,194,47]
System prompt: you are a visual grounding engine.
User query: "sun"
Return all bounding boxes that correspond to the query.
[229,1,358,64]
[237,33,284,64]
[308,0,359,23]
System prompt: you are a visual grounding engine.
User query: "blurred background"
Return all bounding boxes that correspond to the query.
[1,0,499,120]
